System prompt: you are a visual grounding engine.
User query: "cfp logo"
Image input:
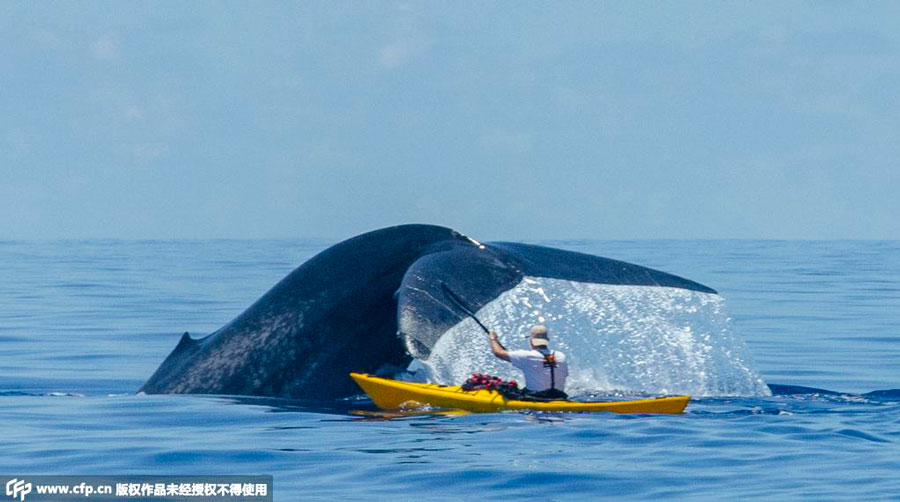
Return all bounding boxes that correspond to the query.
[5,479,31,502]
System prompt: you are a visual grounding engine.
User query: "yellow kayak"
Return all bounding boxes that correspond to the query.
[350,373,689,414]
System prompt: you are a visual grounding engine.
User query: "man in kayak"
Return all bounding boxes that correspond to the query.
[487,324,568,399]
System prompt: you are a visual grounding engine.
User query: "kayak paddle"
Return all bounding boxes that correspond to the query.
[439,282,491,334]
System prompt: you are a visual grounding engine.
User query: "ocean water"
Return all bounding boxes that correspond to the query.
[1,239,898,500]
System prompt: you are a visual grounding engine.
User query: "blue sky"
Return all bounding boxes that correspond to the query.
[2,2,898,240]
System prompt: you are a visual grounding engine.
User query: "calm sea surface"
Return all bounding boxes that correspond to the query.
[1,239,898,500]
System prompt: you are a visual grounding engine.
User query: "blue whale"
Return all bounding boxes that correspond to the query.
[140,224,716,399]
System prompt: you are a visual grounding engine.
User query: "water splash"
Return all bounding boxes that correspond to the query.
[416,277,771,397]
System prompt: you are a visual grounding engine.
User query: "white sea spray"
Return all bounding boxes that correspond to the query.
[418,277,771,397]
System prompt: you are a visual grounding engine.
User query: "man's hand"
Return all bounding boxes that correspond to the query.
[487,330,510,361]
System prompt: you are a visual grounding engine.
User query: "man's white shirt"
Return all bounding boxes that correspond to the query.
[507,348,568,392]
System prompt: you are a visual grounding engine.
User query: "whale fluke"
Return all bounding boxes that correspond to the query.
[140,224,717,399]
